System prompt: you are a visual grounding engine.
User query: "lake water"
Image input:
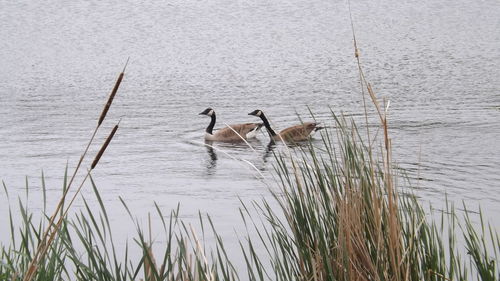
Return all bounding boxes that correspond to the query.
[1,0,499,265]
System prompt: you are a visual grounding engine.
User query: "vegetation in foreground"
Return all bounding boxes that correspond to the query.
[1,109,499,280]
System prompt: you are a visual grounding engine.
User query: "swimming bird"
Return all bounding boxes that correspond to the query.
[248,109,324,142]
[199,108,263,142]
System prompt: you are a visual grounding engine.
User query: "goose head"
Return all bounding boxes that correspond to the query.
[248,109,263,117]
[199,108,215,117]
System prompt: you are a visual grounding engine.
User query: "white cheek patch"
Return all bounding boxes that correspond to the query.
[257,111,262,116]
[208,109,214,116]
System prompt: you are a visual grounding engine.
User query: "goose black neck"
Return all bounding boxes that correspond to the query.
[260,113,277,136]
[206,114,216,134]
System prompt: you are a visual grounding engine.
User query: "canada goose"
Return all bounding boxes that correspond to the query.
[248,109,324,142]
[199,108,263,142]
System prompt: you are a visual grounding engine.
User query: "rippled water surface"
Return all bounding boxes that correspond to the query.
[1,0,499,257]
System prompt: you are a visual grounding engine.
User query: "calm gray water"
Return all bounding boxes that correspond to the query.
[1,0,499,261]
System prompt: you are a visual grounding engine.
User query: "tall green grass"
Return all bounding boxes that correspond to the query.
[1,112,498,280]
[239,115,499,281]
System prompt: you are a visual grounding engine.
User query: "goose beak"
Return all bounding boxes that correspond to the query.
[248,110,260,116]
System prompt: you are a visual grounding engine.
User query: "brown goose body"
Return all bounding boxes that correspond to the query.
[274,122,318,142]
[207,123,263,142]
[200,108,263,142]
[248,110,323,142]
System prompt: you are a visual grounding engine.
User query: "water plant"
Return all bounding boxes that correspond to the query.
[2,107,499,280]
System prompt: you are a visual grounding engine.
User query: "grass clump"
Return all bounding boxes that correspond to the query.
[239,114,499,281]
[1,111,498,280]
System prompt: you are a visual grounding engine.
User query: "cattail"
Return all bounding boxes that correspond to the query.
[91,122,119,169]
[23,61,129,281]
[98,58,129,126]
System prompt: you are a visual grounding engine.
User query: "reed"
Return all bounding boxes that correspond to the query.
[98,58,129,126]
[21,61,127,281]
[2,109,498,280]
[91,122,120,169]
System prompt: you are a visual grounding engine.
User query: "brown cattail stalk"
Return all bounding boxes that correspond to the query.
[23,59,128,281]
[92,122,119,169]
[98,57,129,126]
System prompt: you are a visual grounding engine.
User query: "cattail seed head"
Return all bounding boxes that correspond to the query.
[98,58,129,126]
[98,74,123,126]
[91,123,119,169]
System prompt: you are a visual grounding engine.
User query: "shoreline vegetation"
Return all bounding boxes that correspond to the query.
[2,108,499,281]
[1,25,499,281]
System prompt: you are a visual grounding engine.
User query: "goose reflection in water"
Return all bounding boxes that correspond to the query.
[262,141,277,163]
[204,140,218,174]
[203,138,269,174]
[262,138,318,164]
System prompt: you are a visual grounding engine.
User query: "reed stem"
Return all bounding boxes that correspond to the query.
[22,60,127,281]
